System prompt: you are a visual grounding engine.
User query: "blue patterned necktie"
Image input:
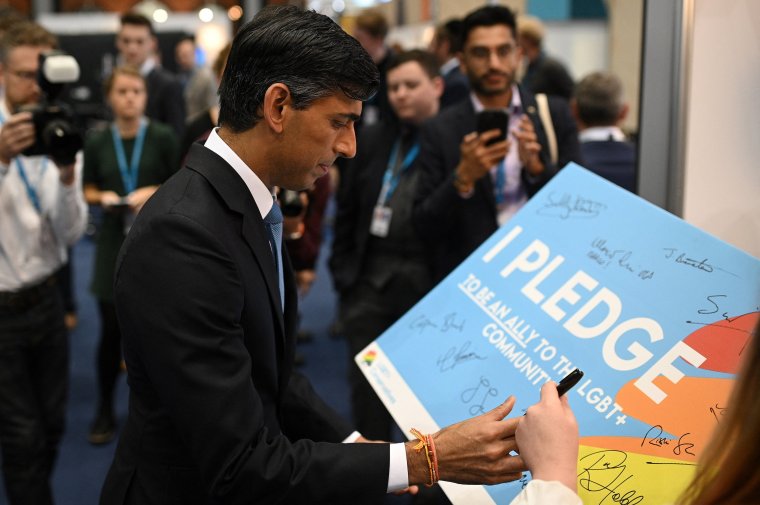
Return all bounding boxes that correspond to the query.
[264,200,284,310]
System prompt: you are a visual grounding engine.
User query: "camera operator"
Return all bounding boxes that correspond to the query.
[0,21,86,505]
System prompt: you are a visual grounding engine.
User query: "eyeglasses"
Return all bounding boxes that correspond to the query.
[466,44,517,61]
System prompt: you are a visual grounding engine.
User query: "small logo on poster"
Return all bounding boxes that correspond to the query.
[361,350,377,366]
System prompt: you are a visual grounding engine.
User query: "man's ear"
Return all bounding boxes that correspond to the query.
[432,76,445,99]
[617,103,629,124]
[262,83,292,134]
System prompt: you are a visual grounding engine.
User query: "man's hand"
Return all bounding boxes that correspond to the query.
[407,396,526,486]
[295,269,316,297]
[454,130,510,192]
[57,163,76,186]
[513,115,544,176]
[516,382,578,492]
[0,111,36,164]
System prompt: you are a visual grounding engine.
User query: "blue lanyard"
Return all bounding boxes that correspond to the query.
[0,109,48,213]
[111,118,147,195]
[494,159,506,204]
[377,138,419,206]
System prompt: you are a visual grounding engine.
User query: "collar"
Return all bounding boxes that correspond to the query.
[440,57,460,75]
[579,126,626,143]
[0,93,11,123]
[470,84,523,116]
[204,128,274,220]
[139,57,157,77]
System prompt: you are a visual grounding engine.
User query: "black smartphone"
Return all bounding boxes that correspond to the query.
[476,109,509,146]
[556,369,584,397]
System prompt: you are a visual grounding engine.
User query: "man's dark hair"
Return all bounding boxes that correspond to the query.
[219,6,379,133]
[120,11,156,37]
[437,18,464,54]
[461,6,517,48]
[387,49,440,80]
[575,71,624,126]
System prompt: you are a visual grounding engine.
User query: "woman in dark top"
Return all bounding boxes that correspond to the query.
[82,66,179,444]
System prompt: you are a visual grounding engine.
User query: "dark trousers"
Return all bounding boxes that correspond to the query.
[0,285,68,505]
[96,301,122,411]
[341,270,429,442]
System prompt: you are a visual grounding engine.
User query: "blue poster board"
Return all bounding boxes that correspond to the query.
[357,164,760,504]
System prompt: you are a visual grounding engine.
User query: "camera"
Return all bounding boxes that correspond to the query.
[19,51,83,165]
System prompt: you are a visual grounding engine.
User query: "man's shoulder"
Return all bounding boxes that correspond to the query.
[423,99,472,132]
[148,67,182,90]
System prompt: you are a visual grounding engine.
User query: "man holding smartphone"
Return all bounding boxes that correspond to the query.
[413,5,581,282]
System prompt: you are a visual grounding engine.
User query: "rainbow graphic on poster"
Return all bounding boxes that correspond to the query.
[357,164,760,505]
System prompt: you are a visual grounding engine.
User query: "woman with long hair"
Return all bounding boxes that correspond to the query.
[677,316,760,505]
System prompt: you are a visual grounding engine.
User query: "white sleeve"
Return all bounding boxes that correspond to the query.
[50,152,87,247]
[509,480,582,505]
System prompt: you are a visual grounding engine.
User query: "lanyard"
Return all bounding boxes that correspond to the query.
[494,159,506,204]
[376,137,419,206]
[0,109,48,213]
[111,118,147,195]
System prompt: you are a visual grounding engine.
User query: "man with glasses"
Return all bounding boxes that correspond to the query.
[0,21,87,505]
[413,5,581,282]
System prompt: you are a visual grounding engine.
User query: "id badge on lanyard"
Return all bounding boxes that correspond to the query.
[369,138,419,238]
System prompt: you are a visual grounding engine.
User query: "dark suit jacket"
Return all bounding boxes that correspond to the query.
[145,66,186,138]
[413,87,581,281]
[100,144,389,505]
[580,140,637,193]
[440,66,470,110]
[330,121,431,295]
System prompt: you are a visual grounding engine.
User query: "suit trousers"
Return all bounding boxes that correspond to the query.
[341,270,428,441]
[0,283,68,505]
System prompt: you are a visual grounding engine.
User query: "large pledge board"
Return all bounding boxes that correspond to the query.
[357,164,760,504]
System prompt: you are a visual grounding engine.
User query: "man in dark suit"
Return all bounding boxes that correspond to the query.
[414,5,582,282]
[100,7,527,504]
[571,71,637,193]
[330,50,442,443]
[428,19,470,109]
[517,16,575,101]
[117,12,185,137]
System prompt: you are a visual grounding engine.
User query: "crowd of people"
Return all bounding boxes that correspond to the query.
[0,3,754,505]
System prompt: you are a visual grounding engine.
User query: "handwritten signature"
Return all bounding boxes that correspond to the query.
[641,425,695,456]
[409,312,465,334]
[460,376,498,416]
[579,450,644,505]
[709,403,728,424]
[686,295,758,345]
[536,192,607,220]
[663,247,730,274]
[588,238,655,280]
[436,340,487,373]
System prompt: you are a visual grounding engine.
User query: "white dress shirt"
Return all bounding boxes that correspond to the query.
[203,129,409,492]
[470,86,528,225]
[0,96,87,292]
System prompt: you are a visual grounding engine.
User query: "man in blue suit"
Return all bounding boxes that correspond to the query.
[571,71,637,193]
